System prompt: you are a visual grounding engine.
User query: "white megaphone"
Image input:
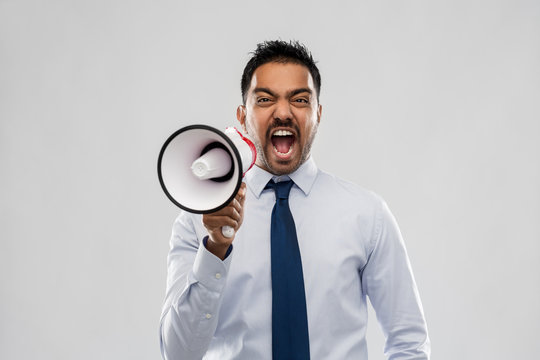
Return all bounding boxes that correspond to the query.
[157,125,257,237]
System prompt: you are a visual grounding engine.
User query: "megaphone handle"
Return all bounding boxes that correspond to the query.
[222,226,235,238]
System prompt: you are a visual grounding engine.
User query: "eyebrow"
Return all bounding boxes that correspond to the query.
[289,88,313,97]
[253,87,276,97]
[253,87,313,98]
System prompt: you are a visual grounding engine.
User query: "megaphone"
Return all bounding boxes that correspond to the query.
[157,125,257,237]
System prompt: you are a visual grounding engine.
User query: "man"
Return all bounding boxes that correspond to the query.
[160,40,430,359]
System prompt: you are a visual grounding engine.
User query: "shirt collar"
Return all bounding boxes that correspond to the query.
[245,157,318,198]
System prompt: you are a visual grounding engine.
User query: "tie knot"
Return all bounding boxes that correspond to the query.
[266,180,294,199]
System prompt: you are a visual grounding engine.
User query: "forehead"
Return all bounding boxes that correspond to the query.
[249,62,315,94]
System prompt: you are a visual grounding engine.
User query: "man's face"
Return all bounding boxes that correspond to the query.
[237,62,322,175]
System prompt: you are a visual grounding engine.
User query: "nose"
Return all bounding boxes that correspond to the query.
[273,99,293,121]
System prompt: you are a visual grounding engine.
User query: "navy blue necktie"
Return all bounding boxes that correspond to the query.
[266,180,310,360]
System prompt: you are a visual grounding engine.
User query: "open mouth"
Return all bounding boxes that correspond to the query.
[271,129,296,157]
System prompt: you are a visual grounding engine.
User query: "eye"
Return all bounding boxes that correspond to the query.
[293,98,309,104]
[257,97,271,103]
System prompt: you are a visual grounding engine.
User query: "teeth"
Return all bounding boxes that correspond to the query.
[273,130,293,136]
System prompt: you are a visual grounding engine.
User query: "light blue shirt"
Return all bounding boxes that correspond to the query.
[160,157,430,359]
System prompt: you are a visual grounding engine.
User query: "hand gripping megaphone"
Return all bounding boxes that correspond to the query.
[157,125,257,237]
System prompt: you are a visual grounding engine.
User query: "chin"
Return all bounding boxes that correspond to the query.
[268,159,301,176]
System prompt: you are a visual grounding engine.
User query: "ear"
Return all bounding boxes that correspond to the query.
[237,105,247,132]
[317,104,322,124]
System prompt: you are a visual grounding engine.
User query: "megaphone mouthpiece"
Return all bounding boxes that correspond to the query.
[224,127,257,176]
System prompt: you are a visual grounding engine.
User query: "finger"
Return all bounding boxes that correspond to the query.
[237,182,247,198]
[206,200,238,218]
[236,183,247,225]
[203,214,239,231]
[202,183,247,240]
[222,205,241,223]
[212,200,241,221]
[217,184,246,215]
[232,183,247,205]
[229,198,243,216]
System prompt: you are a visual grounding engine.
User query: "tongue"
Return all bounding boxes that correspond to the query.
[272,136,294,153]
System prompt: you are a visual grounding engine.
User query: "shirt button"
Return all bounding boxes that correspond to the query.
[205,313,212,319]
[215,273,222,279]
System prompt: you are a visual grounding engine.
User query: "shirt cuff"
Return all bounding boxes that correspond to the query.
[192,236,233,293]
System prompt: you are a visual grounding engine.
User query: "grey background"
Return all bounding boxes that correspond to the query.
[1,1,539,359]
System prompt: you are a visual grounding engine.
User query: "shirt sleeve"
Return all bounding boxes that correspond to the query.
[159,212,233,360]
[362,199,431,360]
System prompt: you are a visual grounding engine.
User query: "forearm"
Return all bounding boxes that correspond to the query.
[160,276,225,359]
[371,262,430,360]
[364,199,430,359]
[160,213,233,359]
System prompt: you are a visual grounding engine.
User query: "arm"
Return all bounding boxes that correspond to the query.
[362,199,431,360]
[159,214,231,359]
[159,184,246,359]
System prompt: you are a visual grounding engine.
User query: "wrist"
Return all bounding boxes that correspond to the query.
[205,236,232,260]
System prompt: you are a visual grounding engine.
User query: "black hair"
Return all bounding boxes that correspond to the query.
[240,40,321,104]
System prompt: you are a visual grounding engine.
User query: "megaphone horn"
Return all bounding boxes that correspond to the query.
[157,125,256,237]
